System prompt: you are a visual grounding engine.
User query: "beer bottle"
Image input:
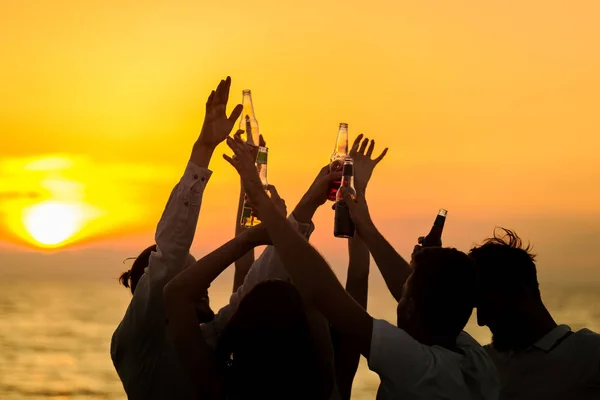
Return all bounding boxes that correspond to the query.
[327,123,349,201]
[418,209,447,247]
[334,158,356,238]
[239,90,260,146]
[240,146,269,227]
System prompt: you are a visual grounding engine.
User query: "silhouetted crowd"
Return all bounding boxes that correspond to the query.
[110,77,600,400]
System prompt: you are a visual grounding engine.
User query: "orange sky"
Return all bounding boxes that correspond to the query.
[1,1,599,276]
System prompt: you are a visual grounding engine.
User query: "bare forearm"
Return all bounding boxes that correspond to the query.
[233,251,254,293]
[291,195,319,225]
[346,235,370,308]
[233,184,255,292]
[253,191,367,334]
[332,235,370,400]
[359,223,410,302]
[166,229,261,302]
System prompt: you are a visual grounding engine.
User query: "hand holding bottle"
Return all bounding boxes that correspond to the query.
[341,188,375,235]
[349,134,388,194]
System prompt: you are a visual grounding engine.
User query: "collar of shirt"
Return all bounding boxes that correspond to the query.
[532,324,572,352]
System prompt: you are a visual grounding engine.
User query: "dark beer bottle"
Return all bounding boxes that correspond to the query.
[418,209,447,247]
[334,158,356,238]
[327,123,349,201]
[240,146,269,228]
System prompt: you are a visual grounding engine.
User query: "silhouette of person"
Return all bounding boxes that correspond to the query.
[110,76,242,400]
[470,228,600,400]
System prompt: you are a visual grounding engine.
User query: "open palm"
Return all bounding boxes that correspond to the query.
[197,76,243,148]
[350,134,388,193]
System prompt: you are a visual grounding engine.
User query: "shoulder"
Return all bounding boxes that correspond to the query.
[369,319,433,376]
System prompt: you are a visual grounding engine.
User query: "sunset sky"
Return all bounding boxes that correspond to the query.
[1,1,599,282]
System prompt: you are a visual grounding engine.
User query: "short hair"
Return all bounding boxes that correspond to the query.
[216,280,329,399]
[119,244,156,295]
[468,228,539,298]
[411,247,477,337]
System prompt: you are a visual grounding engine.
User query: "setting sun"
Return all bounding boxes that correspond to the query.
[23,201,83,247]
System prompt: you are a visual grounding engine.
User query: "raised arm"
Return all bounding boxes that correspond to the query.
[344,135,410,302]
[111,77,242,357]
[332,233,371,400]
[232,181,255,293]
[224,135,374,357]
[163,225,271,398]
[203,163,340,345]
[231,134,268,293]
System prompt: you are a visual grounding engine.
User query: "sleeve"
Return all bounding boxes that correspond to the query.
[112,162,211,353]
[456,330,484,348]
[368,319,432,387]
[201,213,315,347]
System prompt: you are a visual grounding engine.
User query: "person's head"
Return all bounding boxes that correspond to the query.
[396,247,477,345]
[119,245,196,295]
[469,228,540,351]
[216,280,331,400]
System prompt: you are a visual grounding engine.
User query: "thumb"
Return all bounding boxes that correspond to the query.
[267,184,281,201]
[341,188,355,208]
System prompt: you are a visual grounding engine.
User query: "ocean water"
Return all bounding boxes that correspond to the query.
[1,277,599,400]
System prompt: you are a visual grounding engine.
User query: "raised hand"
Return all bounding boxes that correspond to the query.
[341,188,374,235]
[223,134,265,197]
[244,184,287,220]
[349,134,388,194]
[307,165,344,207]
[295,165,343,223]
[198,76,243,147]
[191,77,243,168]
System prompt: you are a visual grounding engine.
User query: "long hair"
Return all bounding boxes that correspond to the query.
[215,280,328,399]
[119,244,156,294]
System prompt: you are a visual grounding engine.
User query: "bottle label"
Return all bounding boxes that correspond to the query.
[256,149,268,165]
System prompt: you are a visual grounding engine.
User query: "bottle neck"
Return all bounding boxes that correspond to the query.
[341,174,354,187]
[332,127,349,160]
[240,92,260,145]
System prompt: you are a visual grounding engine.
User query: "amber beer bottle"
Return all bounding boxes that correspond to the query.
[334,158,356,238]
[418,209,447,247]
[239,90,260,146]
[327,123,349,201]
[240,146,269,228]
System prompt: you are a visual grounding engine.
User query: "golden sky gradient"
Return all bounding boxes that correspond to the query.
[1,1,599,269]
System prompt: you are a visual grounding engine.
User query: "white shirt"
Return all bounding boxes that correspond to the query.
[369,319,500,400]
[201,213,315,347]
[110,161,211,400]
[485,324,600,400]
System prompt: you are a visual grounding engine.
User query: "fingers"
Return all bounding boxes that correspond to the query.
[259,134,266,147]
[350,134,364,155]
[341,188,356,208]
[206,90,216,111]
[266,184,280,200]
[366,140,375,158]
[222,154,236,168]
[223,76,232,105]
[215,78,227,105]
[358,137,369,154]
[233,129,244,140]
[329,170,343,182]
[374,148,389,164]
[228,104,243,125]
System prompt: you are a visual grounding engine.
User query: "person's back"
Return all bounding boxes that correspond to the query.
[470,228,600,400]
